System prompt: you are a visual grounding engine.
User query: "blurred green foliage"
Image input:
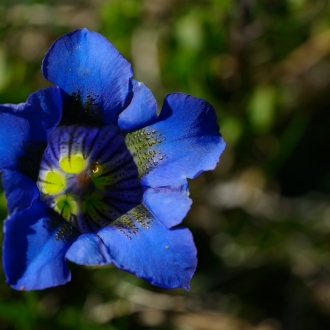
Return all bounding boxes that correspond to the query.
[1,0,330,329]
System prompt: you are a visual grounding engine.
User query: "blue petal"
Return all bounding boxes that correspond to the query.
[118,80,158,131]
[98,205,197,290]
[140,93,226,187]
[27,86,62,135]
[143,185,192,228]
[1,170,39,215]
[0,103,47,180]
[42,28,133,126]
[66,234,111,265]
[3,202,77,290]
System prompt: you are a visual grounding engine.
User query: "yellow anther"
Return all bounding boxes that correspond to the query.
[41,171,66,194]
[59,154,86,174]
[55,195,78,221]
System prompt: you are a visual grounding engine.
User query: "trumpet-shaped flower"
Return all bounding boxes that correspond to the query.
[0,29,225,290]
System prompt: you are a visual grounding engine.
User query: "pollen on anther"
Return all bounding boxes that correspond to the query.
[90,161,99,173]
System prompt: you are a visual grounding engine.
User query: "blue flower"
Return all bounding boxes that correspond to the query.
[0,29,225,291]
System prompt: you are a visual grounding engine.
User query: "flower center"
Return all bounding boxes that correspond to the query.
[37,125,143,233]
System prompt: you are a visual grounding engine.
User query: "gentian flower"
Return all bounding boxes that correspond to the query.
[0,29,225,291]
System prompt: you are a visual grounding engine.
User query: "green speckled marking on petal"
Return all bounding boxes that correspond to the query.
[111,204,153,238]
[129,204,153,229]
[111,214,138,239]
[55,222,77,241]
[125,128,167,177]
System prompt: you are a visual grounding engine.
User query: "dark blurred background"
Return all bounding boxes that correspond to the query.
[1,0,330,329]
